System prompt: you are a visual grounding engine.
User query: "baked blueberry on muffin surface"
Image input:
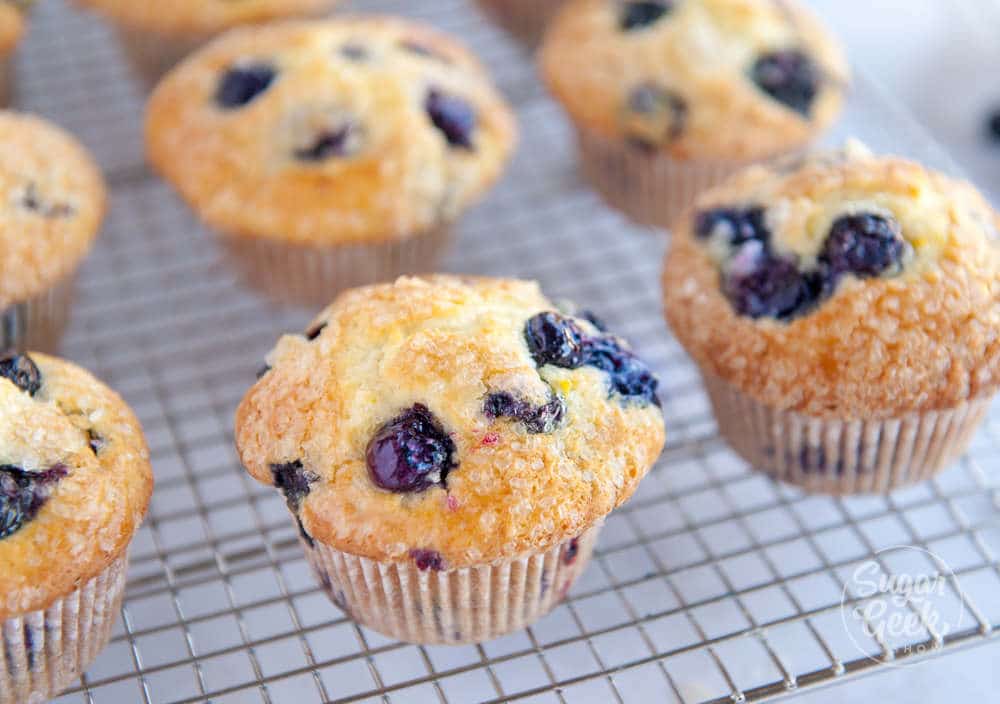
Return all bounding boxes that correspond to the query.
[664,143,1000,493]
[236,276,664,642]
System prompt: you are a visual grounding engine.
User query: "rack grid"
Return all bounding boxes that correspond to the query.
[17,1,1000,702]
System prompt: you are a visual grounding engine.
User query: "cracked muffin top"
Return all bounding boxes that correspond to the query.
[235,276,665,569]
[146,17,517,245]
[664,142,1000,418]
[540,0,848,161]
[74,0,339,37]
[0,353,153,619]
[0,111,107,309]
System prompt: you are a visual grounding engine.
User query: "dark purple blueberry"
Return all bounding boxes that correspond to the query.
[21,183,73,218]
[256,365,271,379]
[410,548,445,571]
[820,214,905,279]
[87,429,104,455]
[751,50,820,116]
[524,312,586,369]
[620,1,673,30]
[695,207,769,246]
[583,337,661,407]
[270,460,318,512]
[339,44,368,62]
[0,353,41,396]
[294,125,357,161]
[0,464,68,540]
[987,109,1000,142]
[563,538,579,565]
[216,63,276,109]
[483,391,565,434]
[305,322,328,341]
[425,89,476,150]
[723,254,820,320]
[626,83,687,148]
[366,405,456,492]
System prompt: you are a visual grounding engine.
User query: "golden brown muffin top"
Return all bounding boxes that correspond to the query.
[0,112,107,309]
[540,0,848,161]
[75,0,338,37]
[0,353,153,619]
[146,17,517,245]
[235,276,665,569]
[664,143,1000,418]
[0,2,26,55]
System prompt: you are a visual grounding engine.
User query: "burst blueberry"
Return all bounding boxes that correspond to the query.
[367,405,456,492]
[294,126,357,161]
[626,83,687,149]
[751,50,820,116]
[620,1,673,30]
[583,337,661,407]
[0,464,68,540]
[426,89,477,149]
[695,207,769,246]
[484,391,565,434]
[216,63,276,109]
[524,312,586,369]
[820,213,905,279]
[723,254,820,320]
[410,548,445,571]
[270,460,318,511]
[0,353,41,396]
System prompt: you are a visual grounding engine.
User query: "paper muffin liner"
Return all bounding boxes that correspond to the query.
[576,127,757,230]
[1,275,76,354]
[475,0,566,46]
[0,554,128,704]
[220,226,454,307]
[702,372,993,495]
[0,54,13,108]
[300,524,601,645]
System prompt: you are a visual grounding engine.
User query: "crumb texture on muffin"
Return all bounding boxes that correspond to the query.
[0,353,153,619]
[146,17,517,245]
[75,0,339,36]
[0,112,107,308]
[540,0,848,160]
[664,143,1000,418]
[236,276,665,567]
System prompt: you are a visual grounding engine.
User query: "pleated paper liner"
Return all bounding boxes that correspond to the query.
[301,524,600,645]
[576,127,757,230]
[702,372,993,495]
[220,226,454,307]
[0,55,13,108]
[1,275,76,354]
[0,555,127,704]
[475,0,566,46]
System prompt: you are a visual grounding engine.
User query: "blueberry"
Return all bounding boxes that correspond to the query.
[0,353,41,396]
[21,183,73,218]
[582,337,661,407]
[723,254,821,320]
[339,44,368,62]
[399,40,449,63]
[367,405,456,492]
[0,464,68,540]
[751,50,820,116]
[695,207,769,246]
[256,365,271,379]
[820,214,905,279]
[87,429,104,455]
[483,391,565,434]
[216,63,276,109]
[305,322,328,341]
[987,109,1000,143]
[270,460,318,512]
[524,312,586,369]
[620,1,673,30]
[626,83,687,149]
[425,89,476,150]
[410,548,445,571]
[563,538,579,565]
[294,126,357,161]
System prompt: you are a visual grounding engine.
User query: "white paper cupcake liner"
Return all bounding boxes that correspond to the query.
[703,372,993,495]
[0,555,127,704]
[300,524,601,644]
[476,0,566,45]
[221,226,454,307]
[577,127,755,230]
[1,275,76,354]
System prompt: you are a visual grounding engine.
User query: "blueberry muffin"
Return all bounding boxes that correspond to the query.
[0,352,153,704]
[0,1,29,106]
[476,0,566,46]
[74,0,341,90]
[0,111,107,353]
[235,275,665,643]
[663,143,1000,494]
[540,0,848,228]
[146,18,517,305]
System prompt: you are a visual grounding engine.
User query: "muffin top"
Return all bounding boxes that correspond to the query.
[235,276,665,569]
[0,353,153,619]
[0,112,107,309]
[146,17,517,245]
[0,2,26,55]
[664,142,1000,418]
[75,0,338,37]
[540,0,848,161]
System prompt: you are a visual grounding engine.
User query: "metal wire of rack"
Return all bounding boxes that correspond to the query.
[17,1,1000,702]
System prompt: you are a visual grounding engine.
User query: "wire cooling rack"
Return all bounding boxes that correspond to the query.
[16,1,999,702]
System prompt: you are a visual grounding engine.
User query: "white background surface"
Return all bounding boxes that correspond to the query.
[784,4,1000,700]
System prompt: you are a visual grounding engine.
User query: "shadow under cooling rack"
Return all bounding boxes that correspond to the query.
[12,1,1000,703]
